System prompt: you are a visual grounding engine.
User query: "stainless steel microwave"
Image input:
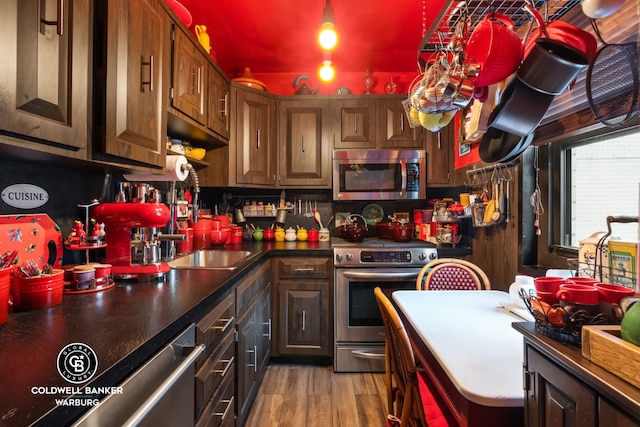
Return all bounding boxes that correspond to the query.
[332,149,426,201]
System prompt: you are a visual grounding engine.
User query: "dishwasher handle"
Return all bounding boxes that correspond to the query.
[122,343,206,427]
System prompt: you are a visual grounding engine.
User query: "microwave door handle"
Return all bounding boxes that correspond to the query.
[400,160,407,197]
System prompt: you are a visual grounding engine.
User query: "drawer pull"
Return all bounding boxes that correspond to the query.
[213,316,235,332]
[213,356,235,378]
[293,267,315,272]
[215,396,234,420]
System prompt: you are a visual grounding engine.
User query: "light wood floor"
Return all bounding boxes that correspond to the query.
[245,364,389,427]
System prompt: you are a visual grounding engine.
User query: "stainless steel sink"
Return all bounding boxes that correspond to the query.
[168,250,258,270]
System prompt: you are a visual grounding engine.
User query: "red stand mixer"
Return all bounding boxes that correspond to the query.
[93,202,172,279]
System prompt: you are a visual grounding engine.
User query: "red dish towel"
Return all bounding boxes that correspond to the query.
[417,370,450,427]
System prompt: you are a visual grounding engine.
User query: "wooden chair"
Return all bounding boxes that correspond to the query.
[415,258,491,291]
[374,287,428,427]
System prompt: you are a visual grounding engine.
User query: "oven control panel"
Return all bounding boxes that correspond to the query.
[334,248,437,266]
[361,250,412,263]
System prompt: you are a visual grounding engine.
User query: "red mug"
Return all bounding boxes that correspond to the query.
[534,276,565,294]
[535,291,558,305]
[566,277,598,286]
[596,282,635,304]
[556,283,599,305]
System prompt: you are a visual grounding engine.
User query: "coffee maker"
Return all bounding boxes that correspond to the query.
[93,186,176,280]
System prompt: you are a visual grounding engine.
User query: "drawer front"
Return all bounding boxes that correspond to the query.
[277,257,331,279]
[196,291,235,367]
[195,328,235,418]
[236,261,270,316]
[195,366,235,427]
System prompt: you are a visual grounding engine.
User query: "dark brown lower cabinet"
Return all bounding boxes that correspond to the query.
[516,323,640,427]
[236,261,272,427]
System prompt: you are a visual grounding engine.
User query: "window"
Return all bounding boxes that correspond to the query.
[564,132,640,246]
[532,126,640,269]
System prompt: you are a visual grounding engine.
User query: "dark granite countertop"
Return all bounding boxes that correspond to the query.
[0,241,331,427]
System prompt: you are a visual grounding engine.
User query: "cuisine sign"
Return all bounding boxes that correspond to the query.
[1,183,49,209]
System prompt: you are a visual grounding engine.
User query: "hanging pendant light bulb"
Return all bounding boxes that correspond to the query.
[319,60,335,81]
[318,0,337,50]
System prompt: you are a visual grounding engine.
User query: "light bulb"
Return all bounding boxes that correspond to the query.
[318,23,337,50]
[319,61,335,81]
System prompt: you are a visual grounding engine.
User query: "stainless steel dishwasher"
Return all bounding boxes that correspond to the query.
[73,324,205,427]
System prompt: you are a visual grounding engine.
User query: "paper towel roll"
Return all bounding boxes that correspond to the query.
[123,155,190,182]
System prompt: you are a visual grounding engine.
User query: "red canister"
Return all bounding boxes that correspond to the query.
[177,228,193,253]
[308,228,319,242]
[229,226,243,244]
[0,267,11,325]
[191,220,211,249]
[10,269,64,311]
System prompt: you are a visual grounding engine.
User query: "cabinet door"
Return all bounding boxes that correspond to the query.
[236,305,257,427]
[277,281,330,356]
[599,398,639,427]
[525,346,597,427]
[278,100,332,187]
[425,124,452,185]
[0,0,88,155]
[95,0,168,168]
[256,283,272,379]
[333,99,376,149]
[172,25,207,125]
[207,65,230,140]
[235,87,275,185]
[377,98,423,149]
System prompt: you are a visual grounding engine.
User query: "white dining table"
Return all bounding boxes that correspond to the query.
[392,290,527,427]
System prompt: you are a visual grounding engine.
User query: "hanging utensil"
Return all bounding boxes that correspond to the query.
[530,146,544,235]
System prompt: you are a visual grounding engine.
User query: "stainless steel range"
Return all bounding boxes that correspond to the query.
[333,239,438,372]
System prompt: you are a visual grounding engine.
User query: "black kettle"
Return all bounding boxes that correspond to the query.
[294,75,319,95]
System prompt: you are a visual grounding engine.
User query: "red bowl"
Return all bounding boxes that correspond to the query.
[10,269,64,311]
[210,229,230,246]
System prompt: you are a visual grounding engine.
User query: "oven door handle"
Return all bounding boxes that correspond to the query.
[341,271,419,280]
[352,349,385,360]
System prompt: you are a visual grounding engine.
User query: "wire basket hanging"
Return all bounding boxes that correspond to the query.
[586,20,640,127]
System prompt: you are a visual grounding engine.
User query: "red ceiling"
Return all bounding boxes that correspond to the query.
[176,0,447,94]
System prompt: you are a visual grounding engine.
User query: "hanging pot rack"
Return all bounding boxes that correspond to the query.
[418,0,583,57]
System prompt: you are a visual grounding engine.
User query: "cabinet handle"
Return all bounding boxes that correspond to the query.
[214,396,234,420]
[263,319,272,340]
[247,346,256,372]
[301,134,304,153]
[400,115,405,132]
[141,56,154,92]
[437,132,441,150]
[253,345,258,373]
[256,129,261,149]
[302,310,306,332]
[293,267,315,272]
[197,67,202,95]
[213,356,235,378]
[40,0,64,36]
[354,115,358,134]
[220,93,229,117]
[213,316,235,333]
